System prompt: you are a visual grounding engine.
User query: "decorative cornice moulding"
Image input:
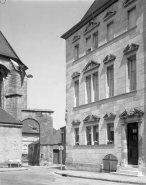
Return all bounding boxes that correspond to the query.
[82,60,100,73]
[104,11,116,21]
[103,54,116,64]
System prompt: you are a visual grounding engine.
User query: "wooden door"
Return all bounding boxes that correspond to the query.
[127,123,138,165]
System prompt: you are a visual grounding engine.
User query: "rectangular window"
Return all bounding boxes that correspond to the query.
[86,76,91,103]
[107,123,114,144]
[128,7,136,29]
[86,126,91,145]
[128,57,136,91]
[93,125,99,145]
[75,128,79,145]
[74,44,79,60]
[93,72,99,101]
[74,80,79,106]
[93,32,98,49]
[107,22,114,41]
[107,65,114,97]
[86,36,92,54]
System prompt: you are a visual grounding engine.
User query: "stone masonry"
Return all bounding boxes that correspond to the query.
[61,0,146,175]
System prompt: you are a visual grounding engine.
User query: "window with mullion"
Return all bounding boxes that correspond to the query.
[86,76,92,103]
[86,126,91,145]
[93,72,99,101]
[107,123,114,144]
[107,22,114,41]
[107,65,114,97]
[74,44,79,60]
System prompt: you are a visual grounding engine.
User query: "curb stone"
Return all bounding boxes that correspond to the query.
[54,172,145,185]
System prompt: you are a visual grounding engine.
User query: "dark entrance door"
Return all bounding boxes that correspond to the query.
[53,150,59,164]
[127,123,138,165]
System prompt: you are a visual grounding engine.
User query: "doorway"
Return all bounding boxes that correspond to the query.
[127,123,138,165]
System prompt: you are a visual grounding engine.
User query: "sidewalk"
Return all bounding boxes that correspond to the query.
[55,169,146,184]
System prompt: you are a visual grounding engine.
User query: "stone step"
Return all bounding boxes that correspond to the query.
[118,166,138,172]
[117,169,139,176]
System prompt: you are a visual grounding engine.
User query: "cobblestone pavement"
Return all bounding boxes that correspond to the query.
[0,167,138,185]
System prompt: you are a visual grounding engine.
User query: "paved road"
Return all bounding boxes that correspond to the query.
[0,167,137,185]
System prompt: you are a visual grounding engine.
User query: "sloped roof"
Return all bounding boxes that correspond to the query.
[61,0,118,39]
[0,31,28,69]
[52,130,61,145]
[0,107,22,125]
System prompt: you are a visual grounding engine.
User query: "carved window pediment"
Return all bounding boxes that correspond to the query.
[104,11,116,21]
[103,54,116,64]
[71,71,80,79]
[123,0,136,7]
[84,21,100,35]
[119,108,144,119]
[104,113,116,121]
[71,119,81,126]
[83,114,100,123]
[123,43,139,55]
[72,35,80,43]
[82,60,100,73]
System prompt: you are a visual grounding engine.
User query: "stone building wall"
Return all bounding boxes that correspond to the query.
[21,110,53,165]
[64,0,146,174]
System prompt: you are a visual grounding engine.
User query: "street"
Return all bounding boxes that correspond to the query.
[0,167,137,185]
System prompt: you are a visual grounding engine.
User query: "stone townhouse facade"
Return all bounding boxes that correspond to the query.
[0,31,54,167]
[61,0,146,175]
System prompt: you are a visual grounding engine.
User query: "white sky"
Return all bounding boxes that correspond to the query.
[0,0,94,129]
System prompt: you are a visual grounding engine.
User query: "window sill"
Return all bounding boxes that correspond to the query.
[73,144,115,149]
[73,90,137,110]
[73,26,137,65]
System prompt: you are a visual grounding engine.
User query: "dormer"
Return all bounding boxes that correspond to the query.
[82,60,100,73]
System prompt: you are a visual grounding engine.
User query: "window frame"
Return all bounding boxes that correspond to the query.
[107,21,114,41]
[128,56,136,92]
[93,31,98,49]
[75,127,79,145]
[74,80,79,107]
[128,6,136,30]
[74,44,79,60]
[107,123,114,144]
[107,65,114,97]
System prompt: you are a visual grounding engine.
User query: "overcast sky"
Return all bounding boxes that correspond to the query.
[0,0,94,129]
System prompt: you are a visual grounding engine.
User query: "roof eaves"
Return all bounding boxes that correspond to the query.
[61,0,118,39]
[0,31,28,69]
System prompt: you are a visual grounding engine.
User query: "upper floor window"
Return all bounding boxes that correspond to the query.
[74,80,79,107]
[107,65,114,97]
[107,22,114,41]
[128,56,136,91]
[86,36,92,54]
[93,72,99,101]
[86,75,92,103]
[93,32,98,49]
[74,44,79,60]
[128,7,136,29]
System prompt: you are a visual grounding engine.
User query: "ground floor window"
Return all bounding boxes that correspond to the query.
[75,128,79,145]
[107,123,114,144]
[93,125,99,145]
[86,126,92,145]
